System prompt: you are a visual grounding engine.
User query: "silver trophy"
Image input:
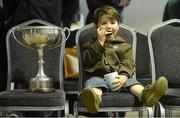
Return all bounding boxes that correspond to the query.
[12,26,70,92]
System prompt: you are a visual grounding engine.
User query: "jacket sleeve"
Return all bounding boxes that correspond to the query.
[83,39,106,68]
[110,43,135,77]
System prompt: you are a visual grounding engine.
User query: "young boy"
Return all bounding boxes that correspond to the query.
[79,5,168,114]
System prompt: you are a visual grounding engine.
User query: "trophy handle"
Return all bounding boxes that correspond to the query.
[12,26,32,49]
[63,27,71,42]
[50,27,70,49]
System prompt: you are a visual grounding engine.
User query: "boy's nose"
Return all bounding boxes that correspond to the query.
[106,23,113,30]
[105,26,113,31]
[106,23,111,28]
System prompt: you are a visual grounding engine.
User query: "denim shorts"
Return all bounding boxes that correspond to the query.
[84,76,140,93]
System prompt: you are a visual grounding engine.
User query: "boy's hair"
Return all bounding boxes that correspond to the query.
[93,5,120,25]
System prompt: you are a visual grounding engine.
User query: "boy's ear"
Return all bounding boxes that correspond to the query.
[118,21,121,25]
[94,23,97,29]
[118,21,121,27]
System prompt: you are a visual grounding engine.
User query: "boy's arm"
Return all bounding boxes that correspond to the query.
[83,39,106,68]
[111,48,134,91]
[110,44,135,78]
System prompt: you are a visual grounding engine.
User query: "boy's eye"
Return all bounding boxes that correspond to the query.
[102,22,107,25]
[111,20,116,24]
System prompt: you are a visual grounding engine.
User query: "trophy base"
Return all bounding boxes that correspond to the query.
[29,88,55,93]
[29,77,55,93]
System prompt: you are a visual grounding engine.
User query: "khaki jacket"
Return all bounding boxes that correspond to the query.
[83,36,135,79]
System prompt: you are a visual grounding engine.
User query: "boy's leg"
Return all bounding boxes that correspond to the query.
[79,88,102,114]
[129,84,144,98]
[79,77,108,113]
[129,76,168,107]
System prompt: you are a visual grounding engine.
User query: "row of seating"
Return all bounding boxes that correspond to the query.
[0,19,180,117]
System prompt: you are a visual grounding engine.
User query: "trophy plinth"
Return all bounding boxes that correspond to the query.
[13,26,70,92]
[29,76,54,93]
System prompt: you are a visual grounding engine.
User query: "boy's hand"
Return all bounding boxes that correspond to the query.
[111,75,128,91]
[97,28,111,46]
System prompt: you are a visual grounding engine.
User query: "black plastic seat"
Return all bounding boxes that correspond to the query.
[74,23,153,117]
[148,19,180,117]
[0,19,69,117]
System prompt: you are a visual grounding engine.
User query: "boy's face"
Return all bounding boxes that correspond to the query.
[97,14,120,41]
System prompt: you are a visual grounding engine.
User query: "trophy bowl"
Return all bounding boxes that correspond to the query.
[12,26,70,92]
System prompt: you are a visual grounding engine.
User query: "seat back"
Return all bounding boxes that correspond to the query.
[6,19,67,90]
[76,23,137,91]
[136,31,151,85]
[148,19,180,88]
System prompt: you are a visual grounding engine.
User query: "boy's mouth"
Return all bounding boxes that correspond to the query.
[106,31,113,36]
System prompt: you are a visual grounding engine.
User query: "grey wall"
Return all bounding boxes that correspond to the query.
[123,0,168,33]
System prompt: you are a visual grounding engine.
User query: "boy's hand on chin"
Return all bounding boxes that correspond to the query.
[97,28,106,46]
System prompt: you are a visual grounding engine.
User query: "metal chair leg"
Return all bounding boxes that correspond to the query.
[64,100,69,117]
[147,107,153,118]
[73,101,78,117]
